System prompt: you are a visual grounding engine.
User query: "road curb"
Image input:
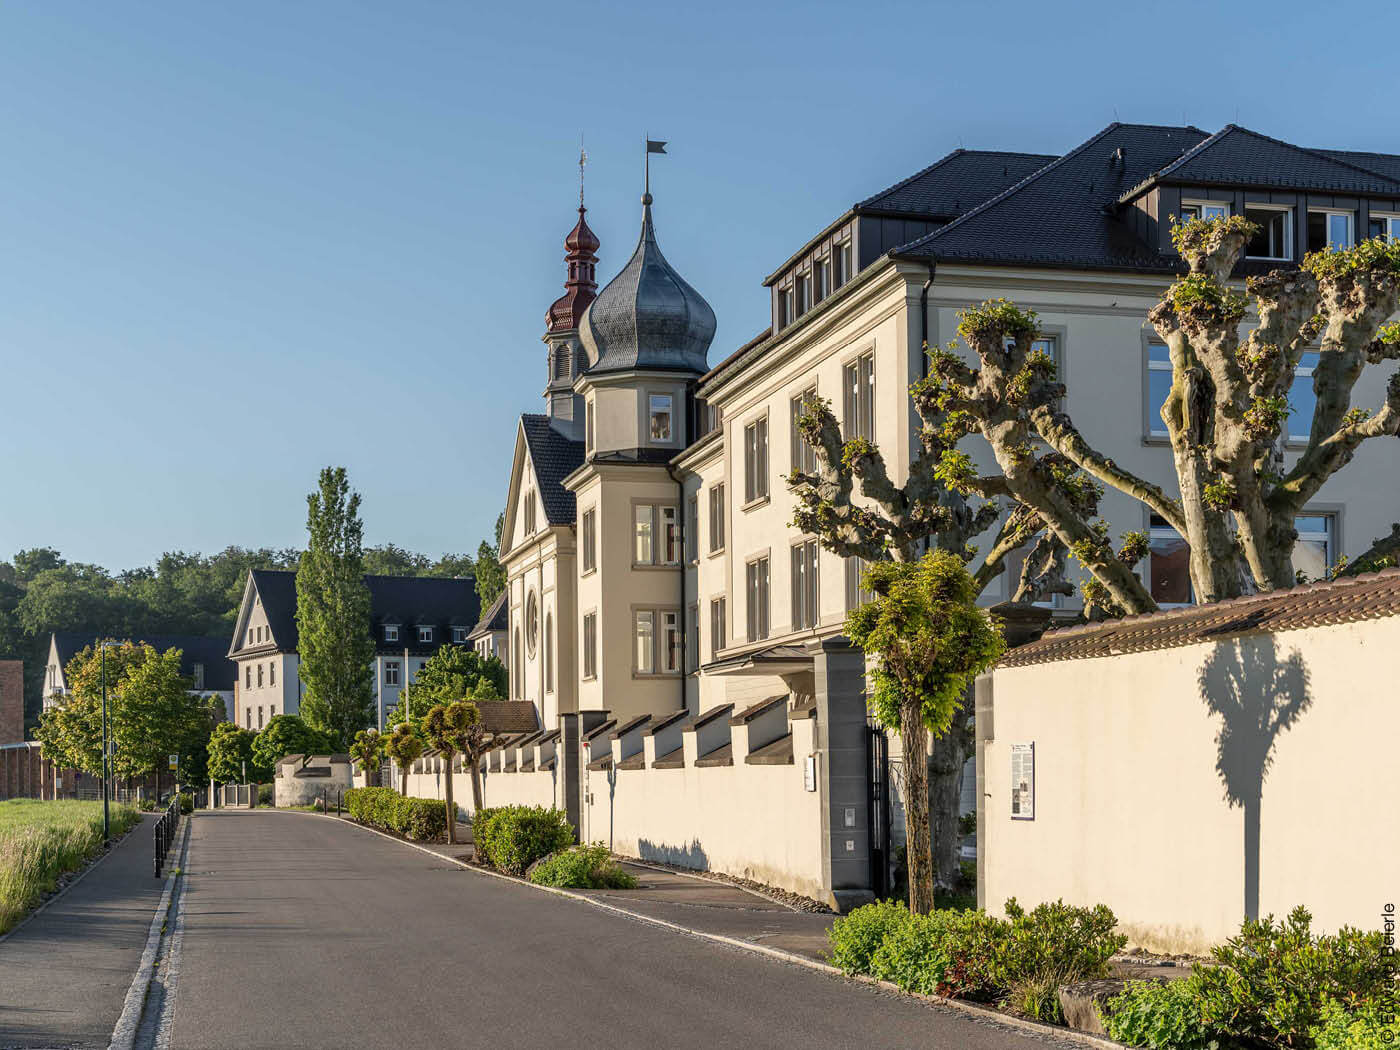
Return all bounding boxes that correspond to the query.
[0,817,143,948]
[307,811,1127,1050]
[107,816,191,1050]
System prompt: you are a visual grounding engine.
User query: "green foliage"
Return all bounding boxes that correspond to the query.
[361,543,477,578]
[827,899,913,975]
[528,843,638,889]
[0,799,141,932]
[1311,994,1400,1050]
[251,715,336,775]
[348,728,384,778]
[1202,476,1237,512]
[473,513,507,609]
[1170,213,1259,257]
[471,805,574,875]
[344,787,447,841]
[207,721,257,783]
[998,898,1126,1022]
[1191,906,1393,1048]
[295,466,376,748]
[1102,980,1220,1050]
[956,297,1039,340]
[1164,273,1248,327]
[391,644,508,728]
[1303,234,1400,280]
[177,792,193,814]
[383,723,424,787]
[871,908,1010,1000]
[1117,530,1149,567]
[844,552,1005,736]
[257,784,274,806]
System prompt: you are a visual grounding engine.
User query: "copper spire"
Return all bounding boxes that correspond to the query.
[546,153,600,334]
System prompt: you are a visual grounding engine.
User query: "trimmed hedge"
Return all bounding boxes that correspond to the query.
[472,805,573,875]
[529,843,637,889]
[345,787,448,842]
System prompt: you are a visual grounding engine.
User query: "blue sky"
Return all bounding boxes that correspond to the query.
[2,0,1393,571]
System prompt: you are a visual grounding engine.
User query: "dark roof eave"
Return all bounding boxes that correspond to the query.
[761,209,858,287]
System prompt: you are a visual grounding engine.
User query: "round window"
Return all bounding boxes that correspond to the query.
[525,591,539,654]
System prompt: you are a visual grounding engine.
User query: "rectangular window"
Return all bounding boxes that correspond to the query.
[790,387,818,476]
[708,484,725,552]
[1308,209,1354,252]
[833,238,852,288]
[1292,514,1335,583]
[192,663,205,690]
[634,504,654,564]
[649,393,674,443]
[813,256,829,303]
[1180,200,1229,223]
[384,624,399,642]
[582,508,596,573]
[269,662,275,686]
[843,352,875,442]
[744,417,769,504]
[746,556,770,642]
[523,491,536,536]
[662,611,681,673]
[845,555,875,611]
[585,399,595,453]
[795,270,810,316]
[1146,343,1172,438]
[418,626,433,643]
[582,613,597,679]
[777,283,795,329]
[1288,351,1319,443]
[635,611,655,674]
[686,604,699,672]
[1147,515,1193,607]
[453,626,468,644]
[246,707,252,729]
[385,661,400,686]
[791,540,819,630]
[1245,206,1292,260]
[246,628,253,645]
[257,663,264,688]
[686,496,699,563]
[1368,214,1400,241]
[710,597,726,660]
[245,666,252,690]
[661,506,680,565]
[258,706,264,730]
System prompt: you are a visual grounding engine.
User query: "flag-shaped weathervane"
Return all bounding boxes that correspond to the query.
[644,137,667,199]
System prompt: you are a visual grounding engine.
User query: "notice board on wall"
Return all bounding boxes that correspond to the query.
[1011,742,1035,820]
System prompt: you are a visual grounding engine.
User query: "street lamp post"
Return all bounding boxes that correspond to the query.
[99,641,113,846]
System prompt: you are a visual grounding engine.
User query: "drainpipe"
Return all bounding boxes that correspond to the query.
[668,423,689,717]
[919,260,936,377]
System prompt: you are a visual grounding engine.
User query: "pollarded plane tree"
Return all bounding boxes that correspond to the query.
[790,364,1086,901]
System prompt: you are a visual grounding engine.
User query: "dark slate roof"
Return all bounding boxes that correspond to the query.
[1001,568,1400,668]
[51,631,236,691]
[1123,125,1400,199]
[468,590,507,640]
[857,149,1058,219]
[521,413,585,526]
[243,570,480,657]
[894,123,1210,273]
[1315,148,1400,183]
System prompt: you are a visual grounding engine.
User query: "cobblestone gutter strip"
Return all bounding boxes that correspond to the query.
[620,857,831,913]
[316,812,1128,1050]
[107,818,191,1050]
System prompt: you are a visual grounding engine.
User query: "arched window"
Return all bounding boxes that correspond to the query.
[526,591,539,655]
[544,613,554,693]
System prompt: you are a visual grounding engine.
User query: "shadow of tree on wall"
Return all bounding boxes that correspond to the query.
[637,838,709,870]
[1197,634,1311,922]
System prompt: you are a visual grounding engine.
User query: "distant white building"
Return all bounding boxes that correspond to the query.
[42,631,237,720]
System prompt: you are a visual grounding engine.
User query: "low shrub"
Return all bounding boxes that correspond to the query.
[1311,994,1400,1050]
[827,899,913,975]
[1191,906,1393,1049]
[1102,980,1221,1050]
[472,806,573,875]
[869,911,950,995]
[176,792,193,815]
[257,784,273,806]
[138,799,157,812]
[529,843,638,889]
[344,787,447,841]
[868,909,1011,999]
[996,898,1126,1023]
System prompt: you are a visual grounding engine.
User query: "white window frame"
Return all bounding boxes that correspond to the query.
[1243,203,1294,261]
[634,610,655,675]
[1308,208,1355,252]
[777,282,795,329]
[1292,512,1336,581]
[842,350,875,442]
[743,416,769,506]
[582,611,597,680]
[812,254,829,304]
[418,626,433,644]
[384,624,399,642]
[791,539,819,631]
[648,393,674,444]
[633,504,654,564]
[581,508,597,574]
[845,555,874,611]
[790,386,818,477]
[1180,198,1231,223]
[746,555,770,642]
[1369,212,1400,242]
[1146,342,1172,440]
[452,626,468,644]
[1288,351,1319,443]
[708,484,726,553]
[795,268,811,316]
[385,660,400,686]
[833,237,852,289]
[710,597,726,660]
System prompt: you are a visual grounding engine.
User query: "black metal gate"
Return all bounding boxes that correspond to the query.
[867,722,891,898]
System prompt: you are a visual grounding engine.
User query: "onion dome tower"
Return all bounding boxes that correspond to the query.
[543,156,601,439]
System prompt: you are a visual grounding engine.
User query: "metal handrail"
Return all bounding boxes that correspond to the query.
[154,796,180,878]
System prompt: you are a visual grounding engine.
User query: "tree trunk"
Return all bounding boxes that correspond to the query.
[469,758,483,814]
[444,759,456,844]
[929,720,972,892]
[400,767,408,796]
[901,713,934,915]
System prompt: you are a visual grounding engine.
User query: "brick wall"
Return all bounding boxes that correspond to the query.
[0,660,23,747]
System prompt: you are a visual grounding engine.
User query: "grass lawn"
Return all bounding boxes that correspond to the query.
[0,798,141,933]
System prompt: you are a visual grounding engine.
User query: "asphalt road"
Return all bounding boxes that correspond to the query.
[167,811,1069,1050]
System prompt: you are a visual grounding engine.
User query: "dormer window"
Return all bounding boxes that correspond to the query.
[418,626,433,644]
[777,283,795,329]
[1368,213,1400,241]
[649,394,673,443]
[833,238,852,288]
[795,270,811,316]
[453,626,468,643]
[1245,205,1293,261]
[1308,209,1355,252]
[384,624,399,642]
[813,256,829,304]
[1180,200,1229,223]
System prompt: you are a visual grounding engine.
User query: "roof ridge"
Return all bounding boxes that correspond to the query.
[896,122,1134,256]
[1222,124,1400,189]
[855,148,1057,211]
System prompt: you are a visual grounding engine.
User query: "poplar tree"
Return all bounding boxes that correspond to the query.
[296,467,375,748]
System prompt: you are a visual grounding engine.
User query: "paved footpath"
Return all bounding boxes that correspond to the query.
[0,815,160,1050]
[166,810,1078,1050]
